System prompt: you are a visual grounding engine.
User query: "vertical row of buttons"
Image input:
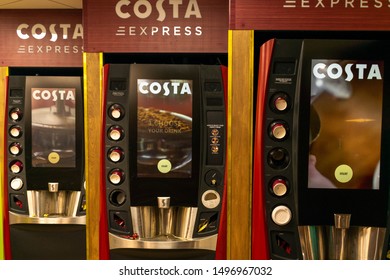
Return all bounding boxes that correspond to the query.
[267,92,292,226]
[8,107,25,192]
[107,104,127,207]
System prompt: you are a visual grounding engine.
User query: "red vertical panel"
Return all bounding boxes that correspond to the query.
[252,39,275,260]
[2,76,12,260]
[99,64,110,260]
[215,65,228,260]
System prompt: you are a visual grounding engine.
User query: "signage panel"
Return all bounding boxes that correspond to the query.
[83,0,228,53]
[230,0,390,30]
[0,10,83,67]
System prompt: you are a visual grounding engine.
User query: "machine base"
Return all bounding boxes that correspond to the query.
[9,224,86,260]
[110,248,216,260]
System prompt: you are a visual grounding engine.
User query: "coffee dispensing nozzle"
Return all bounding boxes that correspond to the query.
[157,197,174,237]
[333,213,351,260]
[48,182,59,193]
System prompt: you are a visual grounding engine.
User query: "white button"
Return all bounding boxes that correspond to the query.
[10,127,21,138]
[109,129,121,141]
[272,180,288,197]
[109,150,122,162]
[10,162,22,174]
[111,108,122,119]
[109,170,124,185]
[10,178,23,191]
[10,112,20,121]
[10,144,21,155]
[271,123,287,140]
[110,173,121,184]
[271,205,292,226]
[274,97,288,111]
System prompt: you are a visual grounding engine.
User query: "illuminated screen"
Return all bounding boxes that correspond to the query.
[308,60,383,190]
[137,79,193,178]
[31,88,76,168]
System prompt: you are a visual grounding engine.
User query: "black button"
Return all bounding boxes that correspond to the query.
[268,148,289,169]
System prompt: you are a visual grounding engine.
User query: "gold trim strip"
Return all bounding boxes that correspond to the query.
[0,67,9,260]
[83,52,103,260]
[227,30,254,260]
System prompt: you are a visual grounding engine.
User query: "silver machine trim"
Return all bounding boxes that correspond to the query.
[298,214,387,260]
[109,206,218,251]
[109,232,218,250]
[9,190,85,225]
[9,211,86,225]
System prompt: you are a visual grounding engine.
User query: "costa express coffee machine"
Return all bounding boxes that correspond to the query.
[3,75,86,259]
[253,39,390,259]
[100,64,227,259]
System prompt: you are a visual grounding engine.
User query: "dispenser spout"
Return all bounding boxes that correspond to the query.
[48,182,59,193]
[333,213,351,260]
[157,197,174,237]
[334,214,351,229]
[157,197,171,209]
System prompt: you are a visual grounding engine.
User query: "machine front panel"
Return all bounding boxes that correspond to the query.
[4,74,86,260]
[102,64,226,259]
[256,39,390,260]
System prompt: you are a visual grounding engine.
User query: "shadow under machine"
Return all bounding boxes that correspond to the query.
[100,64,227,260]
[253,39,390,259]
[3,73,86,259]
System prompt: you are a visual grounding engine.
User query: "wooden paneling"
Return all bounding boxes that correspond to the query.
[0,67,8,260]
[227,30,254,260]
[230,0,390,30]
[83,53,103,260]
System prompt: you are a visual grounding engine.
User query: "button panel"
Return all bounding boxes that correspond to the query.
[6,89,27,213]
[260,39,303,259]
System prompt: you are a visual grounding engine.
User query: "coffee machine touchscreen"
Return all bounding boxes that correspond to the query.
[31,88,76,168]
[309,60,383,190]
[137,79,193,178]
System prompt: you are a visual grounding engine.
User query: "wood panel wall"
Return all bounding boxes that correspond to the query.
[227,30,254,260]
[83,53,103,260]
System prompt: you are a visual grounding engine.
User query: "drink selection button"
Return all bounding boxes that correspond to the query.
[271,205,292,226]
[270,121,288,140]
[9,108,23,121]
[9,142,22,155]
[271,179,288,197]
[10,177,24,191]
[109,104,125,120]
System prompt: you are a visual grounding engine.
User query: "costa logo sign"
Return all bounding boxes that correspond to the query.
[32,88,76,101]
[283,0,390,8]
[313,62,383,81]
[138,79,192,96]
[17,23,83,42]
[115,0,202,21]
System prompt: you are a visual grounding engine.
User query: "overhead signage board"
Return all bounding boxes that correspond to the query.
[0,10,83,67]
[83,0,228,53]
[230,0,390,30]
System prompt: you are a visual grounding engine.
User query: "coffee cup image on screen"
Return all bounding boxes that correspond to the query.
[308,60,383,190]
[137,79,193,178]
[31,88,76,168]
